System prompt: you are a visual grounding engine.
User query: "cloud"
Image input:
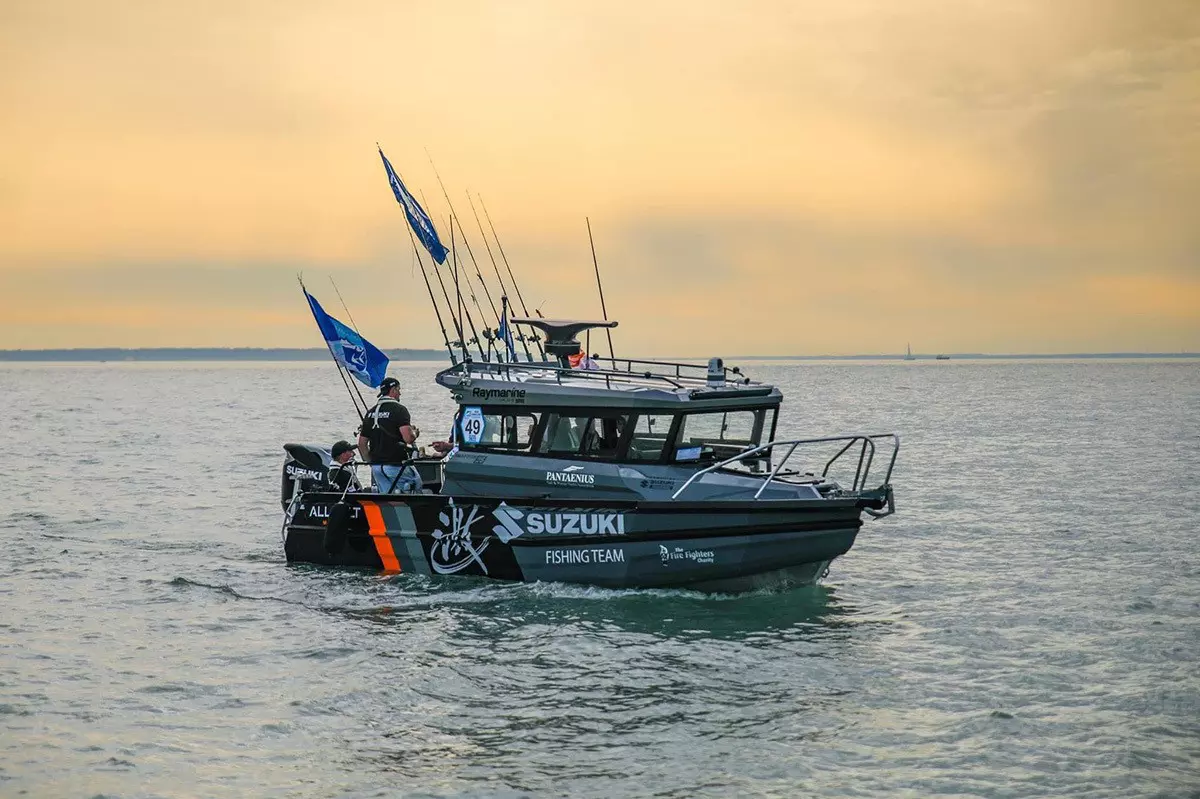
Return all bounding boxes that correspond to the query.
[0,1,1197,352]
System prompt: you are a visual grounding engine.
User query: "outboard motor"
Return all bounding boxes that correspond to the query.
[281,443,332,510]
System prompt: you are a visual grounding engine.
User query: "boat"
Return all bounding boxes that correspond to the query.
[935,354,950,360]
[903,343,916,361]
[280,318,900,592]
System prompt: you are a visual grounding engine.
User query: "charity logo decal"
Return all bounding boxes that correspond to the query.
[430,504,491,575]
[659,544,715,566]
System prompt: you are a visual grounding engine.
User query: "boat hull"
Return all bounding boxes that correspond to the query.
[283,493,867,591]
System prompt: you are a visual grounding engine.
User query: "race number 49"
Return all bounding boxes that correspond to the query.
[460,406,485,444]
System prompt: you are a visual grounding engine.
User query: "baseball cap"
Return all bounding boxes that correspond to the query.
[378,377,400,395]
[331,440,355,459]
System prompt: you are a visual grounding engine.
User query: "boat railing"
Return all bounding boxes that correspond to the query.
[591,356,752,384]
[445,357,754,392]
[671,433,900,511]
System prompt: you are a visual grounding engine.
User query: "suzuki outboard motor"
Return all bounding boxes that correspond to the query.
[281,443,332,509]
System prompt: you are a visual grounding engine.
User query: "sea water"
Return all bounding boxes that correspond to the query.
[1,359,1197,797]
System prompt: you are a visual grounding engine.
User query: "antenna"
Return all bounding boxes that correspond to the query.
[586,217,616,361]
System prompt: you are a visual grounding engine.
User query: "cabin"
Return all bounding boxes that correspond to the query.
[434,319,788,499]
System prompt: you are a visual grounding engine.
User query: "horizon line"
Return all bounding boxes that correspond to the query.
[0,347,1197,362]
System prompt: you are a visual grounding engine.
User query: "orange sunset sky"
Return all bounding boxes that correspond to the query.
[1,1,1197,355]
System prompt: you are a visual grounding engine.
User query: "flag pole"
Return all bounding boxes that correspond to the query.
[328,276,368,410]
[298,275,366,421]
[425,151,503,332]
[586,217,616,361]
[378,146,476,363]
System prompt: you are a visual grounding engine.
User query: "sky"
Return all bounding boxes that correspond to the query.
[1,0,1197,355]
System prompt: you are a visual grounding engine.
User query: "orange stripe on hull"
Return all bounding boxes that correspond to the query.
[360,500,401,575]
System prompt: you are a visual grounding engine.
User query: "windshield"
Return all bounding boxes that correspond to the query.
[673,409,767,461]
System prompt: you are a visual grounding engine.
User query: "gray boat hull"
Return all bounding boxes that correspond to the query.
[284,492,870,591]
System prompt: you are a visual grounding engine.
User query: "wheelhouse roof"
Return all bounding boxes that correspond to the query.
[435,360,783,411]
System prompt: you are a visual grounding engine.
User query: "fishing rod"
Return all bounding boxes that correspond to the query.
[437,211,495,357]
[452,217,468,364]
[451,212,504,354]
[466,192,535,362]
[425,152,503,332]
[586,217,616,361]
[404,221,472,363]
[401,232,458,365]
[328,276,369,412]
[476,194,546,361]
[297,274,365,421]
[329,276,362,333]
[420,189,485,361]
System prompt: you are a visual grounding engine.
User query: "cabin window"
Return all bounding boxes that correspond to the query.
[458,411,539,450]
[537,412,628,459]
[627,414,673,462]
[672,409,764,461]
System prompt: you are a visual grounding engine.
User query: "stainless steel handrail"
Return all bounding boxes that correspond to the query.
[450,359,699,391]
[670,433,900,501]
[592,356,752,383]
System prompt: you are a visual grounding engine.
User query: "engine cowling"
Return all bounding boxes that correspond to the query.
[281,443,332,509]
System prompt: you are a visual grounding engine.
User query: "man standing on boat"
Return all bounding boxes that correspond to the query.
[358,377,423,493]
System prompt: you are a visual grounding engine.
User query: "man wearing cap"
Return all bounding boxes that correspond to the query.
[328,440,362,493]
[358,377,423,493]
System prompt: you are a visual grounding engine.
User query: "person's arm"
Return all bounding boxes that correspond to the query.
[357,434,370,462]
[396,405,417,446]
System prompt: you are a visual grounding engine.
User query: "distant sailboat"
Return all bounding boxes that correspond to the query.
[903,343,915,361]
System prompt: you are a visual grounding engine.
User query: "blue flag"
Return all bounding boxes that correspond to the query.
[304,290,390,388]
[497,297,517,361]
[379,148,448,264]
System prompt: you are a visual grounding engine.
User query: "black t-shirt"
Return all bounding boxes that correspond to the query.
[328,463,361,492]
[361,398,412,463]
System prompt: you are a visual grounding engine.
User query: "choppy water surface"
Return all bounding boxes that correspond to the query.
[1,359,1197,798]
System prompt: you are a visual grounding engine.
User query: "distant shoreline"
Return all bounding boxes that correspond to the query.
[0,348,1196,362]
[0,348,449,362]
[733,352,1200,360]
